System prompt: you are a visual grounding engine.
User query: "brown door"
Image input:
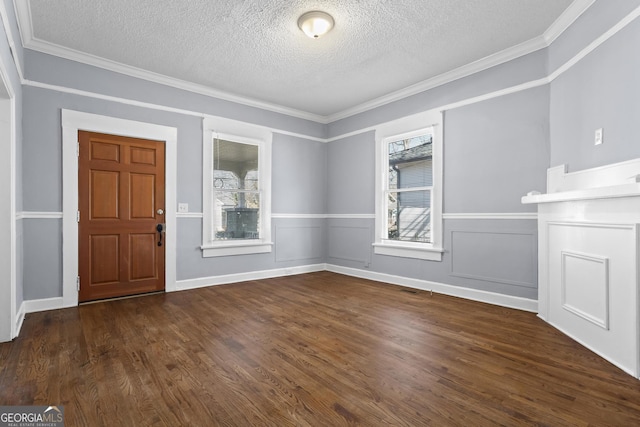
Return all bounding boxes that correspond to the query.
[78,131,165,302]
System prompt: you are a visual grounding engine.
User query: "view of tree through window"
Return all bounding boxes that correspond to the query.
[386,133,433,242]
[213,138,260,240]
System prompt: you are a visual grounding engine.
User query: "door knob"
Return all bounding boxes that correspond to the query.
[157,209,164,215]
[156,223,165,247]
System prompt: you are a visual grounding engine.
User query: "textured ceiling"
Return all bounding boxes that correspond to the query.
[22,0,575,119]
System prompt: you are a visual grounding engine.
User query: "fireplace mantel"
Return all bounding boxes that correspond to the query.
[522,182,640,204]
[523,159,640,379]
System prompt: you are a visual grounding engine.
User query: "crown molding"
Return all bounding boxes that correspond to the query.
[0,0,24,79]
[326,0,596,123]
[543,0,596,45]
[12,0,32,46]
[13,0,596,124]
[548,3,640,83]
[325,35,549,123]
[21,1,637,146]
[24,38,329,123]
[13,0,327,124]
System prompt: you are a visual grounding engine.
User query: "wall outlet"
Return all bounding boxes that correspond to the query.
[178,203,189,213]
[595,128,604,145]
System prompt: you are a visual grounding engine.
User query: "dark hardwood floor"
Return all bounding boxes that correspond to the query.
[1,271,640,426]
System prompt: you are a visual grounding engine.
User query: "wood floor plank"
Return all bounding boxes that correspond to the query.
[2,271,640,426]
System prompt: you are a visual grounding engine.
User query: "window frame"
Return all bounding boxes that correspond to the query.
[201,116,272,257]
[373,110,444,261]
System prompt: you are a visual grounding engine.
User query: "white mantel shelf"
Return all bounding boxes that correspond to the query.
[522,182,640,204]
[524,159,640,380]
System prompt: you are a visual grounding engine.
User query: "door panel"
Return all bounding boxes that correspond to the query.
[130,234,156,280]
[130,147,156,165]
[91,141,120,162]
[90,235,120,284]
[91,171,119,219]
[130,173,155,218]
[79,131,165,302]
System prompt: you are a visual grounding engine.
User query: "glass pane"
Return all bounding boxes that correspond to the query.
[213,138,259,191]
[214,192,260,240]
[388,134,432,189]
[387,190,431,243]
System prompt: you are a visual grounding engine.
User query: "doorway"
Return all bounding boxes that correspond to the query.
[62,110,177,308]
[0,67,14,341]
[78,131,166,302]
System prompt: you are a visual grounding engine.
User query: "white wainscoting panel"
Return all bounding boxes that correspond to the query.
[327,224,372,266]
[524,159,640,379]
[450,229,536,288]
[561,250,609,330]
[547,221,638,376]
[274,224,324,262]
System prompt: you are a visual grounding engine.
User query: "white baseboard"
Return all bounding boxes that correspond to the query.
[545,318,637,378]
[17,263,537,338]
[175,264,327,291]
[326,264,538,313]
[23,297,65,314]
[14,301,25,338]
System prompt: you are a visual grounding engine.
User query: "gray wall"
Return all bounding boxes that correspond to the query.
[22,219,61,300]
[178,133,328,281]
[327,48,547,138]
[444,86,549,213]
[327,131,375,215]
[550,14,640,171]
[548,0,640,73]
[24,50,326,140]
[22,85,206,213]
[326,87,548,299]
[272,135,327,215]
[21,83,327,297]
[15,1,640,304]
[324,0,640,300]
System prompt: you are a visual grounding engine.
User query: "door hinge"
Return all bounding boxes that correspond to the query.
[76,276,80,292]
[77,142,80,157]
[76,211,80,222]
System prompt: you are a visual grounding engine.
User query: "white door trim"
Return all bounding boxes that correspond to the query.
[62,110,178,307]
[0,56,16,341]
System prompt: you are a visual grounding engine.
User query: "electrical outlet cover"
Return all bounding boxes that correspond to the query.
[595,128,603,145]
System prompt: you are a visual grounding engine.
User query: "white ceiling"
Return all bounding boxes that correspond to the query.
[16,0,587,122]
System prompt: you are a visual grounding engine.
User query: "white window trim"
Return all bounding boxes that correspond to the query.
[201,116,273,257]
[373,109,444,261]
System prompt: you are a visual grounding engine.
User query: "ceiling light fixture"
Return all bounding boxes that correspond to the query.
[298,11,334,39]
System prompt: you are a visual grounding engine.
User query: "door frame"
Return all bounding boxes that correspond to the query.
[62,110,177,307]
[0,56,16,341]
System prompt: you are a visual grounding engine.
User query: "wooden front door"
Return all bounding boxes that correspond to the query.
[78,131,165,302]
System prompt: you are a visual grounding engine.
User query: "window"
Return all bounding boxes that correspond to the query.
[374,110,443,261]
[202,116,272,257]
[213,138,260,240]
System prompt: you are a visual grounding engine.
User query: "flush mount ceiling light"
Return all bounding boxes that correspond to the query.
[298,11,334,39]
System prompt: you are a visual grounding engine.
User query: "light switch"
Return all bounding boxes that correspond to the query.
[178,203,189,213]
[595,128,603,145]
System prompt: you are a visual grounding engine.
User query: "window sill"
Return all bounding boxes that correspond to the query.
[373,241,443,261]
[201,241,273,257]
